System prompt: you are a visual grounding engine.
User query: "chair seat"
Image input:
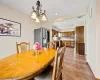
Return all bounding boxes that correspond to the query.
[34,66,53,80]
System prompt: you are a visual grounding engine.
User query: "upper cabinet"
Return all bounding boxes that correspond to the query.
[76,26,84,43]
[52,29,75,41]
[61,31,75,38]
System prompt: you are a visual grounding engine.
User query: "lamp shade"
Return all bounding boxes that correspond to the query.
[35,17,40,23]
[41,13,47,21]
[31,11,37,19]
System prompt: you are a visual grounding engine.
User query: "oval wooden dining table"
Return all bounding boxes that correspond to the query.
[0,48,56,80]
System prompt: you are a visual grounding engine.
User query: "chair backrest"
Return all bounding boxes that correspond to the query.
[16,42,30,53]
[47,42,56,49]
[59,40,63,47]
[52,46,66,80]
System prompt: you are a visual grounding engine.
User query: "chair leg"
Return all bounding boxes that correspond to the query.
[33,78,35,80]
[60,73,62,80]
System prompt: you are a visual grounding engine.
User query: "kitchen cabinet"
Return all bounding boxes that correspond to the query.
[61,31,75,37]
[52,30,75,48]
[76,26,85,55]
[61,40,75,48]
[78,43,85,55]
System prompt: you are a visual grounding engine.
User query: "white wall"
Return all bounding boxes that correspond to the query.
[96,0,100,78]
[85,0,100,79]
[0,4,40,59]
[85,0,96,76]
[42,21,53,42]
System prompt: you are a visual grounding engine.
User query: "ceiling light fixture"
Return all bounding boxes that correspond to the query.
[31,0,47,23]
[55,13,58,15]
[64,22,66,23]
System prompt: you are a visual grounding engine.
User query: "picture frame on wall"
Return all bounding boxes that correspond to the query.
[0,18,21,37]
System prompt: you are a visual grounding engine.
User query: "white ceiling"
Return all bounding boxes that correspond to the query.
[52,16,85,31]
[0,0,89,20]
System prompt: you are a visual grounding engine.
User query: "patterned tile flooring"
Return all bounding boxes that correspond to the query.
[34,47,95,80]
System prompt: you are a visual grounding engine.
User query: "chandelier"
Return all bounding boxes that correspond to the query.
[31,0,47,23]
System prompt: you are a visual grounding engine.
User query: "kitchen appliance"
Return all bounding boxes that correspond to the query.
[34,28,50,47]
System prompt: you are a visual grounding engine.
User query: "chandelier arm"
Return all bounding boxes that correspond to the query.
[31,0,47,22]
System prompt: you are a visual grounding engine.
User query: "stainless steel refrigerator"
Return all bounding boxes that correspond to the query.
[34,28,50,47]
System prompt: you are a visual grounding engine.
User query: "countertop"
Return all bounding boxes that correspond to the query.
[53,37,75,41]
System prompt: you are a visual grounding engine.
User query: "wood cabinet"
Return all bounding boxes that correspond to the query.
[71,41,75,47]
[76,26,85,55]
[78,43,85,55]
[60,40,75,48]
[61,31,75,37]
[52,30,75,48]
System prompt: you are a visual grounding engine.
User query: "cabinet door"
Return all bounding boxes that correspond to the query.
[76,26,84,54]
[78,43,85,55]
[71,41,74,47]
[64,32,65,37]
[68,41,70,46]
[62,32,64,37]
[67,32,70,37]
[70,32,73,37]
[66,32,68,37]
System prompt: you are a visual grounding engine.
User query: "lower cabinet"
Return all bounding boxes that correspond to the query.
[60,40,75,47]
[78,43,85,55]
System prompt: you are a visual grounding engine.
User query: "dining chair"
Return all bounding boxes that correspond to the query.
[34,46,66,80]
[48,42,56,67]
[50,46,66,67]
[16,42,30,53]
[47,42,56,49]
[52,46,66,80]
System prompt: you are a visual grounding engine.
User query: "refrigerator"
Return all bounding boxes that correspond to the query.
[34,28,50,47]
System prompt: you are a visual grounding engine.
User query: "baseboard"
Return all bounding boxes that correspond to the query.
[86,62,100,80]
[86,62,96,79]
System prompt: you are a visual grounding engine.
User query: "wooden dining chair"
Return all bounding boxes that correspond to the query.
[33,46,66,80]
[16,42,30,53]
[52,46,66,80]
[47,42,56,49]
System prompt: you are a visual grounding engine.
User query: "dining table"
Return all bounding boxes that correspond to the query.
[0,48,56,80]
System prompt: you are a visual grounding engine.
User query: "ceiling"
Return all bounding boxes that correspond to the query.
[0,0,89,20]
[52,16,85,31]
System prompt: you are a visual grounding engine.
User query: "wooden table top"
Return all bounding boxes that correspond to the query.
[0,48,56,80]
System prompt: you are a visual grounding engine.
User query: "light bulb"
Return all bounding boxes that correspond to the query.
[35,17,40,23]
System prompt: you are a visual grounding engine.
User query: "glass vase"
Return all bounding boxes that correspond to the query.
[35,50,39,55]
